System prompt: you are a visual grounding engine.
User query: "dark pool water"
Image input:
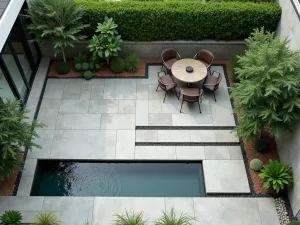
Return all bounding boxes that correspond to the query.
[31,161,205,197]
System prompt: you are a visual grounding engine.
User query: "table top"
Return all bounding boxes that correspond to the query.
[171,58,207,83]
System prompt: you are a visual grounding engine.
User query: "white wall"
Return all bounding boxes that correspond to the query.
[0,0,25,52]
[276,0,300,217]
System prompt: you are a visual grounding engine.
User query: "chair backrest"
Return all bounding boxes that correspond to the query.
[182,89,200,102]
[214,74,222,91]
[161,48,179,62]
[194,50,214,66]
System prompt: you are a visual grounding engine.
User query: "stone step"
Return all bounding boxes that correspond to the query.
[134,145,243,160]
[136,129,239,143]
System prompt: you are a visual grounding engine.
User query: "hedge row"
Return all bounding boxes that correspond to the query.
[77,1,281,41]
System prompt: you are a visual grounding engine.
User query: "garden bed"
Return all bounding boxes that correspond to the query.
[0,153,24,196]
[227,59,280,195]
[48,59,160,78]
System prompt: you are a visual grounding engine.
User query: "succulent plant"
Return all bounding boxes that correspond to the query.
[250,158,263,172]
[0,210,22,225]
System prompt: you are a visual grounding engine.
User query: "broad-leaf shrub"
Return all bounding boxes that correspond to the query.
[77,1,281,41]
[88,17,122,64]
[259,160,293,193]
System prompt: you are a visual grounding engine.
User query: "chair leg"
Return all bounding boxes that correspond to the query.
[156,84,159,91]
[198,101,202,113]
[174,88,179,100]
[180,99,184,113]
[163,92,167,102]
[213,92,217,102]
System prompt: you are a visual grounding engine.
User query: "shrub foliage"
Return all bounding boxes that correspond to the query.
[230,28,300,142]
[0,99,44,181]
[28,0,89,62]
[77,1,281,41]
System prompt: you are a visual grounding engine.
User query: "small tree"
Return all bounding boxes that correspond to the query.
[0,99,44,181]
[231,28,300,143]
[88,17,122,64]
[27,0,89,62]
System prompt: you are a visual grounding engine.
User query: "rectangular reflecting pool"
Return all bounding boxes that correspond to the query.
[31,160,205,197]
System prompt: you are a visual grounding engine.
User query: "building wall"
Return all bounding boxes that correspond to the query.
[276,0,300,217]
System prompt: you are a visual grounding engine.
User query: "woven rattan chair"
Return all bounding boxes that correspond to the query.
[156,71,179,102]
[203,71,222,102]
[179,88,203,113]
[193,50,214,75]
[161,48,181,73]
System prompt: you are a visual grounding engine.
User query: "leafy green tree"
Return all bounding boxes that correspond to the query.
[27,0,89,62]
[0,99,44,181]
[231,28,300,142]
[88,17,122,64]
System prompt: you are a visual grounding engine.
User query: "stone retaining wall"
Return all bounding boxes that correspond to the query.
[39,40,246,60]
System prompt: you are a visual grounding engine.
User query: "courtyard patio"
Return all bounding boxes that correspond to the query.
[3,61,280,225]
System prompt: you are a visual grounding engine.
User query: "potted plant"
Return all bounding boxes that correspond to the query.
[230,28,300,152]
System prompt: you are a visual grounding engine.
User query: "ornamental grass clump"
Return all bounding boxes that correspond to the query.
[114,211,147,225]
[230,28,300,145]
[155,207,197,225]
[259,160,293,193]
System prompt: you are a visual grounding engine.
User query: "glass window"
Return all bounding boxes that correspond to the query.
[9,22,33,81]
[0,68,15,99]
[1,45,28,100]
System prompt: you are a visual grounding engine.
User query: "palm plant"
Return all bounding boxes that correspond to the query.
[259,160,293,193]
[155,207,197,225]
[33,212,60,225]
[0,98,44,181]
[27,0,89,62]
[114,211,147,225]
[230,28,300,145]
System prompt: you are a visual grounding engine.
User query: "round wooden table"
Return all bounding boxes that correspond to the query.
[171,58,207,83]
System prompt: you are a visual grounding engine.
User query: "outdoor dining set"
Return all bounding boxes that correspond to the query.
[157,48,222,113]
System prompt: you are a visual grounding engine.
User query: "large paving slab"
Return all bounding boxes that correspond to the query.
[0,197,280,225]
[92,197,166,225]
[203,160,250,193]
[43,197,94,225]
[135,129,239,143]
[50,130,116,159]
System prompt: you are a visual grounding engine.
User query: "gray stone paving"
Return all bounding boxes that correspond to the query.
[10,61,280,225]
[0,197,280,225]
[21,65,248,195]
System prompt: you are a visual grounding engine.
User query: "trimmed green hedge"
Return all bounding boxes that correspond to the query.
[78,1,281,41]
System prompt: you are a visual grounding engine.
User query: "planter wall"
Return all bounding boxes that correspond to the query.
[39,40,246,60]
